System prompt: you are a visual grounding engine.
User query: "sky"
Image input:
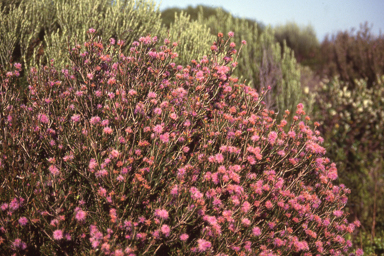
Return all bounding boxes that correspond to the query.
[157,0,384,42]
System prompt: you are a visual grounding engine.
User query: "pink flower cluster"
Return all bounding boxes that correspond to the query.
[0,29,362,255]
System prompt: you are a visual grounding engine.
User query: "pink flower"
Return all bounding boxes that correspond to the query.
[228,31,234,37]
[88,28,96,34]
[103,127,113,134]
[12,238,27,250]
[49,165,60,176]
[75,210,87,222]
[274,238,285,247]
[161,224,170,237]
[98,187,107,197]
[197,239,211,252]
[333,210,343,217]
[117,175,124,182]
[180,233,189,241]
[323,218,330,226]
[203,215,217,225]
[1,203,8,211]
[153,124,163,134]
[212,197,221,206]
[268,221,276,229]
[154,108,162,115]
[148,92,157,98]
[241,201,251,213]
[89,159,98,169]
[167,185,178,197]
[14,63,22,70]
[71,114,81,122]
[182,120,191,128]
[170,113,178,120]
[251,134,260,142]
[155,209,169,220]
[177,167,187,177]
[216,65,230,75]
[110,149,120,159]
[101,242,111,253]
[328,167,338,180]
[190,187,203,200]
[38,114,49,124]
[247,155,256,165]
[215,153,224,163]
[268,131,278,145]
[128,89,137,96]
[356,248,364,256]
[265,200,273,209]
[100,119,109,127]
[241,218,251,226]
[196,71,204,80]
[107,78,116,85]
[114,249,124,256]
[53,229,63,240]
[18,217,28,226]
[252,227,261,236]
[160,132,169,143]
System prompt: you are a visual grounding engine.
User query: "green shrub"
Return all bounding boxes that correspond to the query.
[318,23,384,89]
[161,11,215,65]
[313,76,384,253]
[274,22,319,67]
[0,0,164,71]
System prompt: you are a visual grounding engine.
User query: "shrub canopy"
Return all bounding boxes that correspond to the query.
[0,29,360,255]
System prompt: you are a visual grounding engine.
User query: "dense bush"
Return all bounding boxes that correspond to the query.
[313,76,384,254]
[273,22,319,68]
[0,28,362,255]
[317,23,384,89]
[162,11,215,65]
[161,5,265,33]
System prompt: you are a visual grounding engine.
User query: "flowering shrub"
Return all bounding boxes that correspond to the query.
[0,29,361,255]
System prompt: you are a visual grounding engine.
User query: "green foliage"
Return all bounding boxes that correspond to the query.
[298,65,320,115]
[161,5,219,29]
[318,23,384,89]
[161,5,265,32]
[0,0,164,71]
[360,231,384,256]
[161,11,215,65]
[313,76,384,253]
[0,1,36,68]
[274,22,319,67]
